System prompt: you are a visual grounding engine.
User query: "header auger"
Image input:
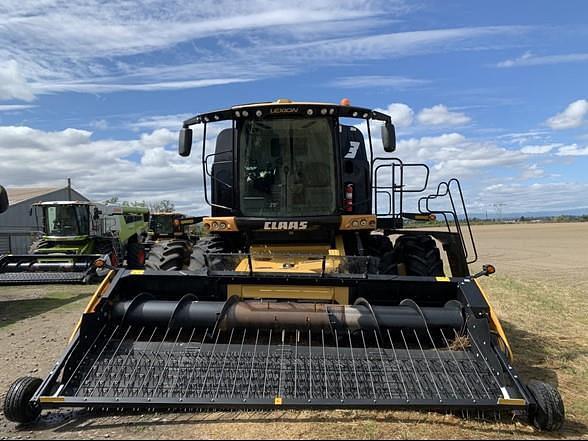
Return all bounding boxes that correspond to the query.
[4,99,564,432]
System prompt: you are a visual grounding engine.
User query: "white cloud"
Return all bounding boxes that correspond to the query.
[0,0,533,100]
[377,103,414,128]
[0,60,35,101]
[521,164,544,179]
[520,143,561,154]
[0,124,218,213]
[417,104,471,126]
[396,132,526,179]
[329,75,430,89]
[130,114,193,131]
[556,144,588,156]
[497,51,588,68]
[0,104,36,112]
[546,99,588,130]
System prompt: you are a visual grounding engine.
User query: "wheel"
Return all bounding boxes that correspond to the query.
[527,380,565,431]
[365,234,399,274]
[145,240,192,271]
[394,234,444,276]
[126,242,145,269]
[187,235,226,271]
[3,376,42,424]
[94,239,114,255]
[28,239,50,253]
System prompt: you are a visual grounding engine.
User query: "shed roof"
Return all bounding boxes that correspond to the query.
[6,187,89,206]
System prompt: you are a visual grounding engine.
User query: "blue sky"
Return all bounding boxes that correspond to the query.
[0,0,587,215]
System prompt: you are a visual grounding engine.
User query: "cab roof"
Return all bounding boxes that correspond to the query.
[183,99,391,127]
[33,201,89,206]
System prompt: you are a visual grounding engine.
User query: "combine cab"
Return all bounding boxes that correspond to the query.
[3,100,564,431]
[0,201,149,285]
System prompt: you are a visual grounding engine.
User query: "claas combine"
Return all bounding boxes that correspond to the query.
[4,100,564,431]
[0,201,149,285]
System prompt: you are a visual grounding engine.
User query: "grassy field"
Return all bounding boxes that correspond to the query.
[0,222,587,439]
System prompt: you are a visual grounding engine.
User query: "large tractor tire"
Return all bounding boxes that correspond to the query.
[366,234,399,275]
[3,376,42,424]
[146,240,192,271]
[527,380,565,431]
[394,234,444,277]
[187,235,227,271]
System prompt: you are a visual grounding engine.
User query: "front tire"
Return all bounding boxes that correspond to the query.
[527,380,565,431]
[187,235,226,271]
[146,240,192,271]
[394,234,444,276]
[3,376,42,424]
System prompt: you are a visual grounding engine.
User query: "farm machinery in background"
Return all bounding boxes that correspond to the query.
[0,185,8,214]
[3,99,564,432]
[0,201,149,285]
[145,212,202,270]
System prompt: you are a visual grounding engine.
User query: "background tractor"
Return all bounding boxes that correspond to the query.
[145,212,201,270]
[0,201,149,284]
[3,100,565,432]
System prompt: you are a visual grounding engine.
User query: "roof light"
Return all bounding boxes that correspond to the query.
[329,108,335,115]
[363,113,368,118]
[307,109,314,116]
[256,110,262,117]
[352,111,358,117]
[235,111,241,117]
[214,115,220,120]
[321,108,327,115]
[340,98,351,106]
[242,110,249,117]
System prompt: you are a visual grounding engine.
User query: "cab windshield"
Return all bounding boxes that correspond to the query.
[239,117,337,216]
[150,215,174,235]
[44,205,89,236]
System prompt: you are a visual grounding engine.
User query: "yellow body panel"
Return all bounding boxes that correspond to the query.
[227,284,349,304]
[229,238,349,303]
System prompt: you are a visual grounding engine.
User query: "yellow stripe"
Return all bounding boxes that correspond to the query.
[274,397,283,405]
[68,270,114,343]
[475,279,514,362]
[436,276,450,282]
[130,269,145,275]
[498,398,526,406]
[39,396,65,403]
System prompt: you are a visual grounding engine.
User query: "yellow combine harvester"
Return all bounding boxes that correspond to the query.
[4,100,564,431]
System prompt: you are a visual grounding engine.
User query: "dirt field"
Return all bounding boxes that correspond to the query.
[1,222,587,440]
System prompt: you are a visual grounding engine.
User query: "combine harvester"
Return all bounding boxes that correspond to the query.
[4,100,564,431]
[0,201,149,285]
[145,212,201,271]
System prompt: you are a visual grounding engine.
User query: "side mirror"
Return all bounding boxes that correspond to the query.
[179,127,193,157]
[0,186,8,214]
[381,121,396,152]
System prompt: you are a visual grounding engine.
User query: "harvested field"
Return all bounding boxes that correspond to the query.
[1,222,587,439]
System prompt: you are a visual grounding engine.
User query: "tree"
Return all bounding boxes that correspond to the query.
[149,200,175,213]
[103,196,119,205]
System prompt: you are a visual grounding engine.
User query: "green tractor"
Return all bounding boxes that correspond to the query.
[145,212,201,271]
[0,201,150,284]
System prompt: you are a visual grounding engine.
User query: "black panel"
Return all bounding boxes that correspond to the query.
[339,125,371,214]
[211,128,235,216]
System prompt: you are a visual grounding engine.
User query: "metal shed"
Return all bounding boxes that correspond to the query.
[0,187,89,254]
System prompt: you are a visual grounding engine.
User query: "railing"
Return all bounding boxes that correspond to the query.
[418,179,478,264]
